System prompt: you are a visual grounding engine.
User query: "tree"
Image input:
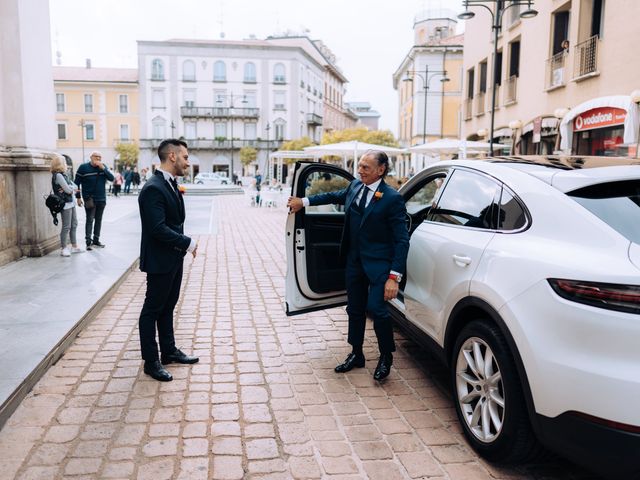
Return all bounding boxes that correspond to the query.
[279,136,315,164]
[239,147,257,174]
[114,142,139,170]
[321,127,399,147]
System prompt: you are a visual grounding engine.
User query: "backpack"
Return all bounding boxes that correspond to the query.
[44,173,69,225]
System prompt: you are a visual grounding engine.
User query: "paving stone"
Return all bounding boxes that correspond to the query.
[289,456,322,479]
[212,456,244,480]
[362,460,404,480]
[352,441,394,460]
[245,438,279,459]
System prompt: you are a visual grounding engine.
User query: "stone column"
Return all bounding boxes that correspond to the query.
[0,0,60,265]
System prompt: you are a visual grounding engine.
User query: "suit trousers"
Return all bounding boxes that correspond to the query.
[345,255,396,354]
[85,201,106,244]
[139,262,182,361]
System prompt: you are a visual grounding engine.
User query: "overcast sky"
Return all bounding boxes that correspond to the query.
[49,0,464,135]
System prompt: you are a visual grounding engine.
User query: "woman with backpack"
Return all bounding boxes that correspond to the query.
[50,156,83,257]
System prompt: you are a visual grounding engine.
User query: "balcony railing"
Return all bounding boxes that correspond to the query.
[464,98,473,120]
[546,51,567,89]
[475,92,486,116]
[306,113,323,125]
[504,75,518,105]
[180,106,260,119]
[574,35,599,78]
[139,138,283,150]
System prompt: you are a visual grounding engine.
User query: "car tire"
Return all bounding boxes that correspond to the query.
[451,320,540,463]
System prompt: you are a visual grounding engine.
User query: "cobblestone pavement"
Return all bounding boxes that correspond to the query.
[1,195,600,480]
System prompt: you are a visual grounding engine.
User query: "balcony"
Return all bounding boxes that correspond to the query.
[306,113,323,126]
[504,75,518,105]
[180,106,260,119]
[475,92,485,116]
[574,35,599,79]
[546,51,567,90]
[139,138,283,151]
[464,98,473,120]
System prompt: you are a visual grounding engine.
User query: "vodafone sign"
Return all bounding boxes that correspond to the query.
[574,107,626,131]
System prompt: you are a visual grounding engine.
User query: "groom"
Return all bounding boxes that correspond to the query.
[288,151,409,381]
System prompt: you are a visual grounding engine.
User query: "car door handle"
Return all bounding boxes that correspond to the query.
[452,254,472,267]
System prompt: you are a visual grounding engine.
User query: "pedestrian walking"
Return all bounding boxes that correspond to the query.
[123,166,133,194]
[132,167,141,193]
[74,151,114,251]
[50,156,83,257]
[137,138,199,382]
[288,150,409,381]
[113,171,123,197]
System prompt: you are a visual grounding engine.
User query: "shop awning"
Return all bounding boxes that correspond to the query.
[559,95,640,151]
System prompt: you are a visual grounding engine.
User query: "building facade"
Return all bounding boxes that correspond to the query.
[461,0,640,157]
[53,65,139,171]
[392,9,464,174]
[137,38,328,179]
[344,102,382,131]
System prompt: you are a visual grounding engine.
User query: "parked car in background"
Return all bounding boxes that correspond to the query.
[194,172,229,185]
[285,156,640,479]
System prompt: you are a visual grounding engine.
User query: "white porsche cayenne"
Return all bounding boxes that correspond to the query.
[285,157,640,479]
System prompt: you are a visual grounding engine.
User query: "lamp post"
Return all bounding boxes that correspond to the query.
[458,1,538,156]
[403,66,450,144]
[170,121,176,138]
[265,123,271,182]
[78,119,86,163]
[217,93,247,182]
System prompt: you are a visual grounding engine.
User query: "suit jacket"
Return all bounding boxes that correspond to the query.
[138,170,191,274]
[309,179,410,282]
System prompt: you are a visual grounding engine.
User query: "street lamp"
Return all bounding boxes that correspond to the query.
[458,1,538,155]
[78,119,86,163]
[265,123,271,182]
[403,67,450,144]
[216,93,247,182]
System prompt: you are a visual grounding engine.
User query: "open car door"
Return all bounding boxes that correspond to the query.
[285,162,354,315]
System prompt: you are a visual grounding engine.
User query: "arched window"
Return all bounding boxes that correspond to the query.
[214,61,226,82]
[273,63,286,83]
[244,62,257,83]
[274,118,286,140]
[151,59,164,81]
[182,60,196,81]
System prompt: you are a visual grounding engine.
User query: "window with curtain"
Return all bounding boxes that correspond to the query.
[273,63,286,83]
[120,124,129,140]
[183,90,196,108]
[56,93,65,112]
[85,123,95,140]
[152,117,166,139]
[84,94,93,113]
[214,122,227,138]
[57,123,66,140]
[275,120,285,140]
[119,95,128,113]
[151,59,164,80]
[244,62,257,83]
[184,122,196,139]
[183,60,196,81]
[244,123,257,140]
[274,91,285,109]
[214,61,226,82]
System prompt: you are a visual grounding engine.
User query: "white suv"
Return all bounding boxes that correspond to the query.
[285,157,640,478]
[194,172,229,185]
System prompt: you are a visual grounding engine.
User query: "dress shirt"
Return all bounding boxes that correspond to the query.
[156,168,195,253]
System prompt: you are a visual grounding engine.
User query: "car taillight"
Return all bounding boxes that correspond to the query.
[548,279,640,315]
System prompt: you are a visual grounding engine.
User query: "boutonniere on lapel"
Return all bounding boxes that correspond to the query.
[373,191,383,202]
[178,185,186,196]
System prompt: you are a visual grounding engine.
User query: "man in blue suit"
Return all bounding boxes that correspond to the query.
[288,151,409,381]
[137,139,199,381]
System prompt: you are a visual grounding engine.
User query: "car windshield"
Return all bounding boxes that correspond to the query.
[568,180,640,244]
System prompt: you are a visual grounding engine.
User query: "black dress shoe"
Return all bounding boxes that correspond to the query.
[373,353,393,381]
[144,360,172,382]
[334,353,366,373]
[86,242,93,251]
[161,348,199,365]
[92,239,106,248]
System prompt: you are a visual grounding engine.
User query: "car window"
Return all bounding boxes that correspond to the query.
[498,187,527,230]
[404,174,447,215]
[568,180,640,244]
[428,169,500,229]
[304,171,350,214]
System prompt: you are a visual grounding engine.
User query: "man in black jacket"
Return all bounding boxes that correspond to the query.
[137,139,199,381]
[74,151,114,250]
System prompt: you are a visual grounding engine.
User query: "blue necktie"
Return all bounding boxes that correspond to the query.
[358,185,369,211]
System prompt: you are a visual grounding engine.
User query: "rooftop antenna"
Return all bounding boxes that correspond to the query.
[219,0,225,39]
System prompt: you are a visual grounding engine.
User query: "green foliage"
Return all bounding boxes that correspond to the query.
[114,142,139,169]
[239,147,257,166]
[279,136,316,164]
[306,175,350,196]
[321,127,399,147]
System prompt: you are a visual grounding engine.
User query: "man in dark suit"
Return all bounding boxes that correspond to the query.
[138,139,199,381]
[288,151,409,381]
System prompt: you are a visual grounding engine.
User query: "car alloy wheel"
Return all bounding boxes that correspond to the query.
[451,320,540,463]
[455,336,505,443]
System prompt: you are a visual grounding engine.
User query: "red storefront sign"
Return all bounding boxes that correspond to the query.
[574,107,626,132]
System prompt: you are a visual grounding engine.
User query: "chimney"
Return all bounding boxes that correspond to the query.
[85,58,91,69]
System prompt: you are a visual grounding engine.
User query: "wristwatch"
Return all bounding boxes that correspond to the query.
[389,273,402,283]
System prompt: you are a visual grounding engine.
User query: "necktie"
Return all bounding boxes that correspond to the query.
[358,185,369,211]
[170,178,179,195]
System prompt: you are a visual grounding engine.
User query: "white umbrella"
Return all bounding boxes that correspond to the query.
[409,138,505,158]
[304,141,407,175]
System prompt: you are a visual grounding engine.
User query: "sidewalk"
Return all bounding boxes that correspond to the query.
[0,196,142,426]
